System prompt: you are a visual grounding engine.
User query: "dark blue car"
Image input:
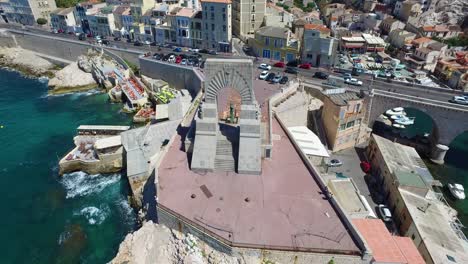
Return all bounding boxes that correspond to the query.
[173,47,182,52]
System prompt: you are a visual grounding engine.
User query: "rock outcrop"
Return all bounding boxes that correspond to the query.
[0,46,54,76]
[415,0,468,26]
[48,62,97,95]
[111,221,240,264]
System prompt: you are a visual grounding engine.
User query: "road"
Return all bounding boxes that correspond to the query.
[2,24,467,110]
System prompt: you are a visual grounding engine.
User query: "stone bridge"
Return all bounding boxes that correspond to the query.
[367,90,468,164]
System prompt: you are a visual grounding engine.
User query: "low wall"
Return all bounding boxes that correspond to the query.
[59,151,123,175]
[139,56,202,96]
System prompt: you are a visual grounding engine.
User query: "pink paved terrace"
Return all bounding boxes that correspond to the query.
[158,118,360,254]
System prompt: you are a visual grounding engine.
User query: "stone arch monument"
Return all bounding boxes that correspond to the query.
[191,59,262,175]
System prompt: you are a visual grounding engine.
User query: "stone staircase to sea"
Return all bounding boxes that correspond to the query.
[214,134,237,172]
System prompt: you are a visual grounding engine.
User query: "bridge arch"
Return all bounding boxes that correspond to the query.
[367,91,468,164]
[204,69,255,106]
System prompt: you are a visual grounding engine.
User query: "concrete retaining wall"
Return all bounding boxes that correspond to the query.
[59,151,123,175]
[139,57,202,97]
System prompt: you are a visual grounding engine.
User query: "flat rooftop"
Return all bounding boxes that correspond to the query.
[157,116,360,253]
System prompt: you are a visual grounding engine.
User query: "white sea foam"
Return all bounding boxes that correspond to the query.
[76,205,110,225]
[40,88,102,99]
[61,171,121,199]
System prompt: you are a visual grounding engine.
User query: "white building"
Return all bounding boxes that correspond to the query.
[50,7,76,33]
[88,7,116,37]
[1,0,57,25]
[301,24,337,67]
[232,0,265,38]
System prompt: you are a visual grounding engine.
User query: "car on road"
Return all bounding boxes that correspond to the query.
[259,63,272,70]
[279,76,288,84]
[199,49,209,54]
[209,50,218,55]
[313,71,329,79]
[78,34,86,41]
[259,70,269,80]
[134,41,143,46]
[298,63,311,69]
[344,78,363,86]
[173,47,182,52]
[327,159,342,167]
[271,74,282,83]
[273,62,285,68]
[102,40,110,45]
[144,40,151,45]
[189,48,199,53]
[114,37,121,41]
[377,204,392,222]
[265,72,276,82]
[450,96,468,105]
[285,67,298,74]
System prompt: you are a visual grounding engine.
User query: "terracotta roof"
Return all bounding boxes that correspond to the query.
[422,25,450,32]
[176,7,196,17]
[412,37,432,44]
[304,24,330,33]
[201,0,232,3]
[353,219,425,264]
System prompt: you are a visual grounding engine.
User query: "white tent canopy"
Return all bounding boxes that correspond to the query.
[287,126,329,158]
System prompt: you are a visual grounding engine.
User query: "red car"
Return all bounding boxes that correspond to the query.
[360,161,371,173]
[299,63,311,69]
[87,33,93,38]
[273,61,285,68]
[175,56,182,64]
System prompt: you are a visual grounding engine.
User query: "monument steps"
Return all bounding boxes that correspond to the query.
[214,136,236,172]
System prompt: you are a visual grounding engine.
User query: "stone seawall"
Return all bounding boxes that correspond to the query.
[0,30,142,66]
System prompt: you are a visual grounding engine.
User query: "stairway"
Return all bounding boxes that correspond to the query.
[214,135,236,172]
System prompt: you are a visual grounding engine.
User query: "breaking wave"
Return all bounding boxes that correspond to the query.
[75,205,110,225]
[61,171,121,199]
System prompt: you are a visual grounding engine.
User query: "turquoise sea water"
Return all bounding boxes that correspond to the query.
[398,108,468,235]
[0,69,136,263]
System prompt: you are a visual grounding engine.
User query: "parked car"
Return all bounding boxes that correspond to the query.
[134,41,143,46]
[173,47,182,52]
[272,74,283,83]
[284,67,298,74]
[175,56,182,64]
[259,63,272,70]
[377,204,392,222]
[279,76,288,84]
[273,62,285,68]
[189,48,199,53]
[114,37,121,41]
[199,49,209,54]
[265,72,276,82]
[450,96,468,105]
[327,159,342,167]
[313,71,329,79]
[95,35,102,40]
[286,60,299,67]
[298,63,311,69]
[168,55,176,63]
[209,50,218,55]
[259,70,269,80]
[78,34,86,41]
[153,53,162,60]
[181,58,187,65]
[344,78,363,86]
[343,73,352,79]
[102,40,110,45]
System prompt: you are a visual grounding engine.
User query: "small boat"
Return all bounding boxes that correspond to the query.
[385,107,406,116]
[391,114,406,120]
[448,183,466,200]
[392,124,405,129]
[394,117,415,125]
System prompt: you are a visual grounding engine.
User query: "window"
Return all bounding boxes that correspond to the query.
[339,124,346,131]
[252,5,255,12]
[251,14,255,21]
[223,25,226,32]
[205,23,208,30]
[264,37,269,46]
[346,121,355,128]
[211,13,214,20]
[355,103,361,113]
[339,109,345,120]
[262,49,270,58]
[211,24,215,31]
[210,6,214,11]
[223,14,225,21]
[222,8,225,12]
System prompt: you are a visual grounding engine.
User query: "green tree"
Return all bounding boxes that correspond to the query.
[56,0,85,8]
[36,18,47,25]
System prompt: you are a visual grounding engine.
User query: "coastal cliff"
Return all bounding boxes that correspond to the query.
[48,62,97,95]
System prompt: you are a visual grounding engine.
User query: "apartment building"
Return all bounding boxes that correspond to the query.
[175,7,196,47]
[1,0,57,25]
[301,24,337,67]
[74,1,107,34]
[249,26,299,62]
[50,7,76,33]
[321,91,370,152]
[388,29,416,48]
[201,0,231,52]
[87,6,115,37]
[380,17,405,35]
[231,0,265,38]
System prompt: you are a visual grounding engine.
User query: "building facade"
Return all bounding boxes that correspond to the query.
[231,0,265,38]
[201,0,232,52]
[321,91,370,152]
[301,24,337,67]
[249,26,299,62]
[88,8,116,37]
[1,0,57,25]
[50,7,76,33]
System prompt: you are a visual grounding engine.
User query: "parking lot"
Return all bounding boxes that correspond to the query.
[327,146,399,234]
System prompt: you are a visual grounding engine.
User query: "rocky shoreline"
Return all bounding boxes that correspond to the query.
[48,61,98,95]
